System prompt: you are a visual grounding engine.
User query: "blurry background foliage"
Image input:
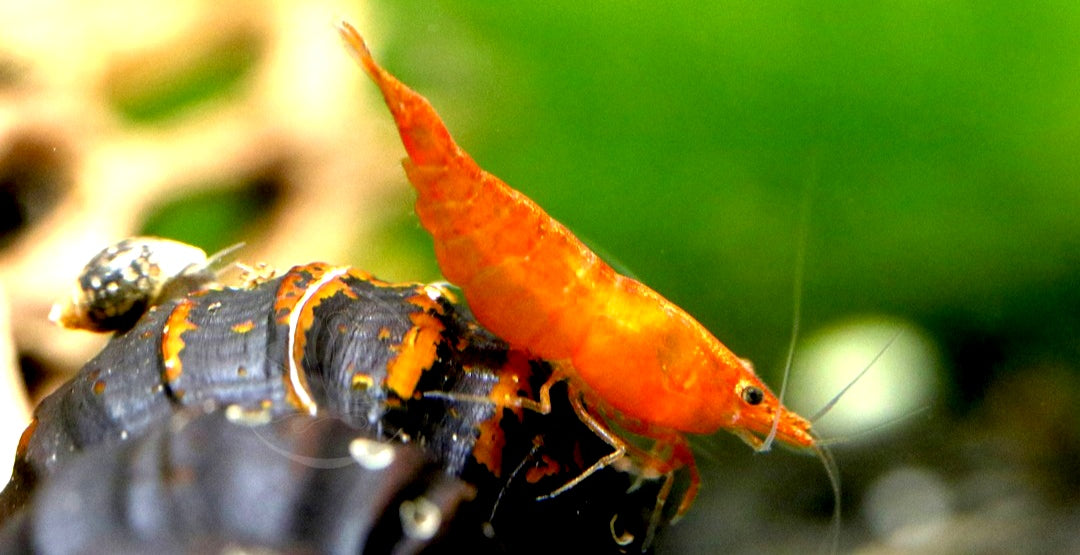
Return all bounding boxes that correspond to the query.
[368,2,1080,387]
[1,0,1078,552]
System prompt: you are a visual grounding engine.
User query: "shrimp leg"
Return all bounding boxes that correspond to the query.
[535,388,628,501]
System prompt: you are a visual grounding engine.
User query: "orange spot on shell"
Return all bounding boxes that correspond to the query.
[473,410,506,477]
[384,307,444,399]
[351,372,375,390]
[525,453,562,484]
[405,287,446,315]
[281,266,360,412]
[92,379,106,395]
[162,299,198,383]
[231,320,255,333]
[16,418,37,456]
[471,353,539,477]
[489,350,536,419]
[273,263,333,324]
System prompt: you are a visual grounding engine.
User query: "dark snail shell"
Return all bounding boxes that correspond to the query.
[49,237,231,332]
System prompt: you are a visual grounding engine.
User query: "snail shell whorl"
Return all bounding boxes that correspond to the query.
[50,237,212,332]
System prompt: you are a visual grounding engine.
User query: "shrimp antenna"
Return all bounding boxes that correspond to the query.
[484,439,543,538]
[813,404,931,447]
[760,181,812,452]
[204,241,246,272]
[809,329,902,423]
[812,442,842,554]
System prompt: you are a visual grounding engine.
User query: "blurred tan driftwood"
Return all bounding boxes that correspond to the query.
[0,0,419,416]
[0,280,31,472]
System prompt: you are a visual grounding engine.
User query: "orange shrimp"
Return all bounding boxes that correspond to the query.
[339,21,828,543]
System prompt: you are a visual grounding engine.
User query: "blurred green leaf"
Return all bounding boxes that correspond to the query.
[108,31,261,123]
[138,177,277,254]
[371,1,1080,370]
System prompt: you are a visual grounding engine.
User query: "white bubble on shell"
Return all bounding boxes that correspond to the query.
[348,437,395,470]
[399,496,442,541]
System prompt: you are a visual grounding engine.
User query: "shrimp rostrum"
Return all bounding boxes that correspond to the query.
[339,21,827,545]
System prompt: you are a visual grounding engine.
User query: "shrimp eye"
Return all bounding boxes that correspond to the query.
[742,385,764,406]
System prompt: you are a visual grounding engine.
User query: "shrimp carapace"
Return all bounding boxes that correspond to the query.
[339,19,819,534]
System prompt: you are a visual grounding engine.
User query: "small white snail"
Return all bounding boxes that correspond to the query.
[49,237,243,332]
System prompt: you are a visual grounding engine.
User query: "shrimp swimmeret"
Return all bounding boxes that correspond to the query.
[338,20,839,547]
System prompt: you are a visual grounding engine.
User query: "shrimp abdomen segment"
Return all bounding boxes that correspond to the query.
[570,276,746,434]
[342,25,456,168]
[456,230,614,359]
[341,22,618,359]
[408,163,615,357]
